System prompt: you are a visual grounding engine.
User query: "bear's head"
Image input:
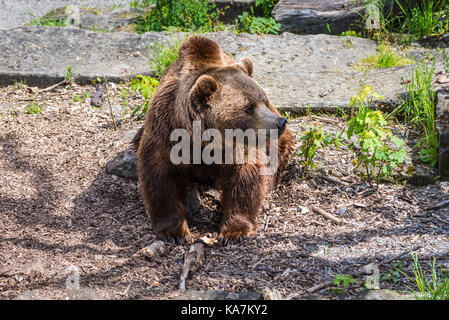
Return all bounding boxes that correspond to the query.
[179,36,287,137]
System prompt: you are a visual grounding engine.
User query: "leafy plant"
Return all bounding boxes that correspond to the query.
[135,0,222,33]
[390,59,438,167]
[347,86,407,186]
[149,40,181,79]
[331,274,355,294]
[130,75,159,118]
[298,127,341,177]
[236,8,281,35]
[399,253,449,300]
[255,0,279,17]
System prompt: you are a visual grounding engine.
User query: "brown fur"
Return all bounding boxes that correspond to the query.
[133,36,294,245]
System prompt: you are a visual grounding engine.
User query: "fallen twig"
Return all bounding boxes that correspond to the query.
[431,214,449,225]
[179,243,205,292]
[103,76,117,131]
[40,80,67,92]
[317,174,349,186]
[311,206,343,224]
[426,200,449,211]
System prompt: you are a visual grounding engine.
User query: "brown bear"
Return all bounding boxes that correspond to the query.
[132,36,294,245]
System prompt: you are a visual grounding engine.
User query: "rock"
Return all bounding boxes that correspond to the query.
[362,289,413,300]
[14,290,44,300]
[174,290,264,300]
[91,83,106,107]
[106,148,138,180]
[272,0,399,35]
[212,1,262,24]
[0,0,134,30]
[261,288,282,300]
[273,0,365,35]
[1,27,444,113]
[436,88,449,178]
[67,288,100,300]
[406,166,437,186]
[0,26,167,87]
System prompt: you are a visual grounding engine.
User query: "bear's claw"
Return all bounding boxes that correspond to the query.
[157,232,192,245]
[217,232,248,245]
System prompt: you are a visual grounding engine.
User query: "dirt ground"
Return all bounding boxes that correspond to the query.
[0,83,448,300]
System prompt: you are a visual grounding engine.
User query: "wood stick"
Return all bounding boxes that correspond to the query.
[179,243,205,292]
[311,206,343,224]
[103,76,117,131]
[40,80,67,92]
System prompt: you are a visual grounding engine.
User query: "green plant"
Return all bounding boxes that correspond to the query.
[390,59,438,166]
[29,11,70,27]
[340,30,363,37]
[149,40,181,79]
[395,0,449,41]
[331,274,355,294]
[356,43,412,70]
[298,127,338,177]
[72,93,81,103]
[347,86,407,186]
[82,90,91,101]
[65,66,73,86]
[130,75,159,118]
[135,0,222,33]
[255,0,279,17]
[26,102,44,114]
[236,9,281,35]
[399,253,449,300]
[13,81,26,91]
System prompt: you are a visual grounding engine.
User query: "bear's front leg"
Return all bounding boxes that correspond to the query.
[138,159,192,245]
[218,165,267,245]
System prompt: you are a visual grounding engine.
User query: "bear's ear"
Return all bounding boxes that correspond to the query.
[238,57,254,77]
[189,75,218,111]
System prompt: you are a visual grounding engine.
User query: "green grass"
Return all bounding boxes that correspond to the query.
[29,9,70,27]
[389,59,438,167]
[26,102,44,114]
[149,40,181,79]
[355,43,412,70]
[399,253,449,300]
[394,0,449,40]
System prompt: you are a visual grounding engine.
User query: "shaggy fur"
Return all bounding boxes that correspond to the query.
[133,36,294,245]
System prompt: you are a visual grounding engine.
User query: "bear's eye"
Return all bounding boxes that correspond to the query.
[246,104,255,115]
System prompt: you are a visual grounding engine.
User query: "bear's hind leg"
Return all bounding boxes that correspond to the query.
[217,165,267,245]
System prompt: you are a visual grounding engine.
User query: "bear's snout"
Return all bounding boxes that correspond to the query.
[277,117,287,135]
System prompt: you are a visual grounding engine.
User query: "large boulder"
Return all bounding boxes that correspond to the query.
[272,0,407,35]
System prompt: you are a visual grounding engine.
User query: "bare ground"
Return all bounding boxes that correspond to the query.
[0,83,448,300]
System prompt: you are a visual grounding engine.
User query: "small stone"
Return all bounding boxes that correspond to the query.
[336,206,347,215]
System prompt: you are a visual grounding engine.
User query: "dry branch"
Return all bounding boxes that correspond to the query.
[40,80,67,92]
[179,243,205,292]
[311,206,343,224]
